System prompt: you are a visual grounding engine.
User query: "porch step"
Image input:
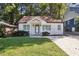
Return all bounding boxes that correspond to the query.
[30,36,42,38]
[30,33,42,36]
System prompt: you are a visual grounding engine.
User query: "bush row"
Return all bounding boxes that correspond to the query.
[0,31,50,37]
[12,31,29,36]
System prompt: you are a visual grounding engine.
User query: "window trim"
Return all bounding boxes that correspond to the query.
[42,25,51,31]
[57,25,61,30]
[23,25,30,31]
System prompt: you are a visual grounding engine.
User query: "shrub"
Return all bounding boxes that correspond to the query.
[12,31,29,36]
[42,31,50,36]
[0,31,5,37]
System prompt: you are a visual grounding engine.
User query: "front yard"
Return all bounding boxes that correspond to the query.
[0,37,67,56]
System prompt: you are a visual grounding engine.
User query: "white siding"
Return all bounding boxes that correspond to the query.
[18,23,29,31]
[18,23,23,31]
[18,17,63,35]
[41,23,63,35]
[52,23,63,34]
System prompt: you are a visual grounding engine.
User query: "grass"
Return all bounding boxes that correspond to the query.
[0,36,68,56]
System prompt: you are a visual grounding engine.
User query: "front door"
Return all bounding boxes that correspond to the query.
[35,25,40,35]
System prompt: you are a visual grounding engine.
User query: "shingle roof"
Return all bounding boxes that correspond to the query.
[19,16,63,23]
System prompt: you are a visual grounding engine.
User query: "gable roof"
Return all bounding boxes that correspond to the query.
[0,21,17,27]
[19,16,63,23]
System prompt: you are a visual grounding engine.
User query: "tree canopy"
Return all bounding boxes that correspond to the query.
[0,3,67,25]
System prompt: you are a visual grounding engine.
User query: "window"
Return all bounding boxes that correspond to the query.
[27,25,30,30]
[23,25,26,31]
[58,25,61,30]
[43,25,51,31]
[23,25,30,31]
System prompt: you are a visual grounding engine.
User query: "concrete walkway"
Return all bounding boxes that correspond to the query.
[47,36,79,56]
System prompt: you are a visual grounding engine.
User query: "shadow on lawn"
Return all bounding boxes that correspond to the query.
[0,37,51,53]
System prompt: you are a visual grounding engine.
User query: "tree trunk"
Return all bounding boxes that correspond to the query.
[49,4,52,16]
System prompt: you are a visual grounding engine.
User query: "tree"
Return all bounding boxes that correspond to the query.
[48,3,67,19]
[75,16,79,31]
[57,3,67,19]
[2,3,20,25]
[1,3,67,25]
[39,3,48,16]
[0,3,6,21]
[21,3,67,19]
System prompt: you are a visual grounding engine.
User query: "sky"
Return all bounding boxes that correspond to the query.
[0,0,79,3]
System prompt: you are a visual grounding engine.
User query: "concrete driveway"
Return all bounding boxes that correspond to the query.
[48,35,79,56]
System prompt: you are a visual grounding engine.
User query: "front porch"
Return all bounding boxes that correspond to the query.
[29,18,42,36]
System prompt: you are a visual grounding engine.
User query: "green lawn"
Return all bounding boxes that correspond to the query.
[0,37,67,56]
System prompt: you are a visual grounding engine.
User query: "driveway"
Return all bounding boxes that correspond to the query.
[48,35,79,56]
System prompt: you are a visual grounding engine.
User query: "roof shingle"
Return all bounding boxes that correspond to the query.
[19,16,63,23]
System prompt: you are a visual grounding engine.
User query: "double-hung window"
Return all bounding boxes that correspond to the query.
[57,25,61,30]
[43,25,51,31]
[23,25,30,31]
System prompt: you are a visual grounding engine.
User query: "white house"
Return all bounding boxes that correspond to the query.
[18,16,63,36]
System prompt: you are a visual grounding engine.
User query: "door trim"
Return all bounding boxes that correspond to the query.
[35,25,40,35]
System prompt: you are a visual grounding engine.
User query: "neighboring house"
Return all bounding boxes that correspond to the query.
[64,3,79,32]
[64,18,75,32]
[0,21,17,35]
[18,16,63,36]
